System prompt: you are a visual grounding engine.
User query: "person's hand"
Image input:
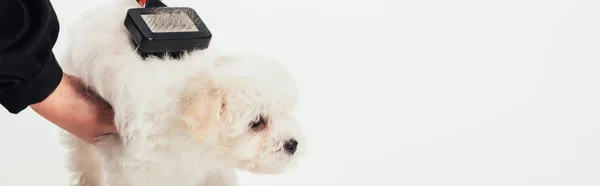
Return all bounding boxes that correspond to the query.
[31,74,117,144]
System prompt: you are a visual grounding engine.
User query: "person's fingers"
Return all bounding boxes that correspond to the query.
[102,122,118,133]
[97,105,117,134]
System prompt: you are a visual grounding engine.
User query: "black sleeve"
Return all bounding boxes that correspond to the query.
[0,0,63,114]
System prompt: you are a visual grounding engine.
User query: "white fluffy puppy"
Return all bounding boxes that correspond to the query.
[59,0,305,186]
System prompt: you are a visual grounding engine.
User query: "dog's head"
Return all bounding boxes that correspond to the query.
[179,53,305,174]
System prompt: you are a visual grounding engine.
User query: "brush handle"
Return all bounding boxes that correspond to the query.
[137,0,167,8]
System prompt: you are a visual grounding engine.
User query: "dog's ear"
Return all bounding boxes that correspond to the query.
[180,71,224,144]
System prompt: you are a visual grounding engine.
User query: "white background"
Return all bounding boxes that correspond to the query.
[1,0,600,185]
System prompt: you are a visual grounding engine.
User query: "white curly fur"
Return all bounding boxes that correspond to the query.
[58,0,306,185]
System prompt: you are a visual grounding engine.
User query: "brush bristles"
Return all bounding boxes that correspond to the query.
[141,12,199,33]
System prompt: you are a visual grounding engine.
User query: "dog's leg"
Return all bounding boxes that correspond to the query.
[200,169,237,186]
[62,132,104,186]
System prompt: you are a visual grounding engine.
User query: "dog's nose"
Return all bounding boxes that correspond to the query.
[283,139,298,155]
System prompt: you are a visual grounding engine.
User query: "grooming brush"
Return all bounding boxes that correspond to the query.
[124,0,212,58]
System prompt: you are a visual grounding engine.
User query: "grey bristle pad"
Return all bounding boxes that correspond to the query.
[141,9,199,33]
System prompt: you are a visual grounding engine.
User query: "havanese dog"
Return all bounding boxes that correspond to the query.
[58,0,306,185]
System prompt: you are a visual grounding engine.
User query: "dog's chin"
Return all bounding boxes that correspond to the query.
[237,154,299,175]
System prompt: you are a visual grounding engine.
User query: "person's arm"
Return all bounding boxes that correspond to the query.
[0,0,64,114]
[0,0,116,143]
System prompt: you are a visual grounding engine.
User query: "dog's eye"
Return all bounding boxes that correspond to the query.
[250,115,267,131]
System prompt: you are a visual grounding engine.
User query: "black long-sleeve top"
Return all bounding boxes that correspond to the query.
[0,0,63,114]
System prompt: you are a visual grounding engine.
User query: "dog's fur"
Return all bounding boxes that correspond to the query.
[59,0,305,185]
